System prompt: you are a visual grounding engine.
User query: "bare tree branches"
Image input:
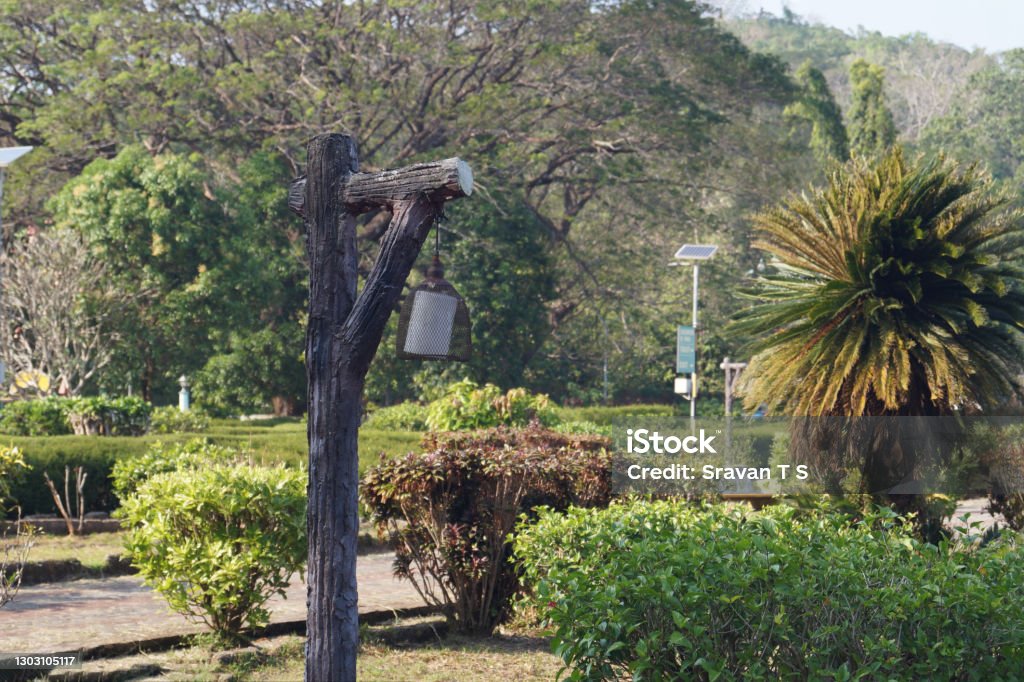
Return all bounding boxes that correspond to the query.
[0,516,33,609]
[0,229,127,396]
[43,466,87,536]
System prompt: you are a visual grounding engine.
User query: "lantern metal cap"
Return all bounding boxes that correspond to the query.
[426,254,445,280]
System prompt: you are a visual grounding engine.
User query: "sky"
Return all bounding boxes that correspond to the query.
[751,1,1023,53]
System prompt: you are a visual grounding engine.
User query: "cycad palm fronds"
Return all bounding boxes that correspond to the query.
[733,147,1024,416]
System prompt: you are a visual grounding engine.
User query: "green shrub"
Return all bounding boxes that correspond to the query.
[362,425,611,634]
[425,379,557,431]
[65,395,152,436]
[515,500,1024,681]
[0,396,155,437]
[110,438,242,501]
[0,446,29,512]
[119,463,306,639]
[363,402,428,431]
[148,406,211,434]
[0,397,72,436]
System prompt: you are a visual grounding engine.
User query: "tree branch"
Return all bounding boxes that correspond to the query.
[289,157,472,217]
[337,196,440,379]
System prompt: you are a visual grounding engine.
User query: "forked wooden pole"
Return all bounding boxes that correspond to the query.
[294,133,471,681]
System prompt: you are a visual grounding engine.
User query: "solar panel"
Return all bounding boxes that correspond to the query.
[674,244,718,260]
[0,147,32,168]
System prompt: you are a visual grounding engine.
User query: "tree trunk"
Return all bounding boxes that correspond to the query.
[141,354,154,403]
[271,395,298,416]
[304,134,360,682]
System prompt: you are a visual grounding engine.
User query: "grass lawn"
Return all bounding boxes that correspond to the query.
[23,530,126,570]
[65,621,563,681]
[253,633,562,682]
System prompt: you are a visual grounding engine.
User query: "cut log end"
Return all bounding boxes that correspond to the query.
[456,158,473,197]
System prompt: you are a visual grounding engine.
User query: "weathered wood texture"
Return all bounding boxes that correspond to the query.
[300,133,471,682]
[289,157,471,217]
[304,134,360,682]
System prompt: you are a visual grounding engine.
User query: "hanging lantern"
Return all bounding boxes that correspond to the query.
[396,220,472,361]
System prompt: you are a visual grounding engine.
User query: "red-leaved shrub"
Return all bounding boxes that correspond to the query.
[361,424,610,634]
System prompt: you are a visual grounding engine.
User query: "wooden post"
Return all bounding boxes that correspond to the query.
[292,133,472,682]
[720,357,748,417]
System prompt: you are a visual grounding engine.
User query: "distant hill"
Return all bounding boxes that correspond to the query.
[723,9,994,141]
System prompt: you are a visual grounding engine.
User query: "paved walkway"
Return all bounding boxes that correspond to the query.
[0,552,422,653]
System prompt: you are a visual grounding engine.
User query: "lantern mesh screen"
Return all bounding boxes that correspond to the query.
[396,262,472,361]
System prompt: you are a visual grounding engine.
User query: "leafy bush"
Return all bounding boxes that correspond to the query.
[65,395,152,436]
[0,397,72,436]
[119,463,306,639]
[0,395,154,437]
[363,402,428,431]
[362,425,611,634]
[148,406,211,434]
[425,379,557,431]
[111,438,242,501]
[515,501,1024,680]
[0,446,29,512]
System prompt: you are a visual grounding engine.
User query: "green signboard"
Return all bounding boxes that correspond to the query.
[676,325,695,374]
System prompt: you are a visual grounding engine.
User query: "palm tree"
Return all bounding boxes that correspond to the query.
[733,147,1024,418]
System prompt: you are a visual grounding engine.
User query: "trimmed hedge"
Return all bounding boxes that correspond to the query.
[4,421,422,516]
[553,404,675,425]
[363,402,429,431]
[516,501,1024,680]
[3,436,151,517]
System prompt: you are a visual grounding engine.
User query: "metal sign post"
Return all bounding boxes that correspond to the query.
[671,244,717,417]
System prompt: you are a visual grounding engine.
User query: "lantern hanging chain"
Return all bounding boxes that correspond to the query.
[434,209,449,257]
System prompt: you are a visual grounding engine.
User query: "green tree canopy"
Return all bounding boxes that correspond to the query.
[785,60,850,164]
[920,49,1024,186]
[848,59,897,157]
[2,0,809,404]
[48,146,242,401]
